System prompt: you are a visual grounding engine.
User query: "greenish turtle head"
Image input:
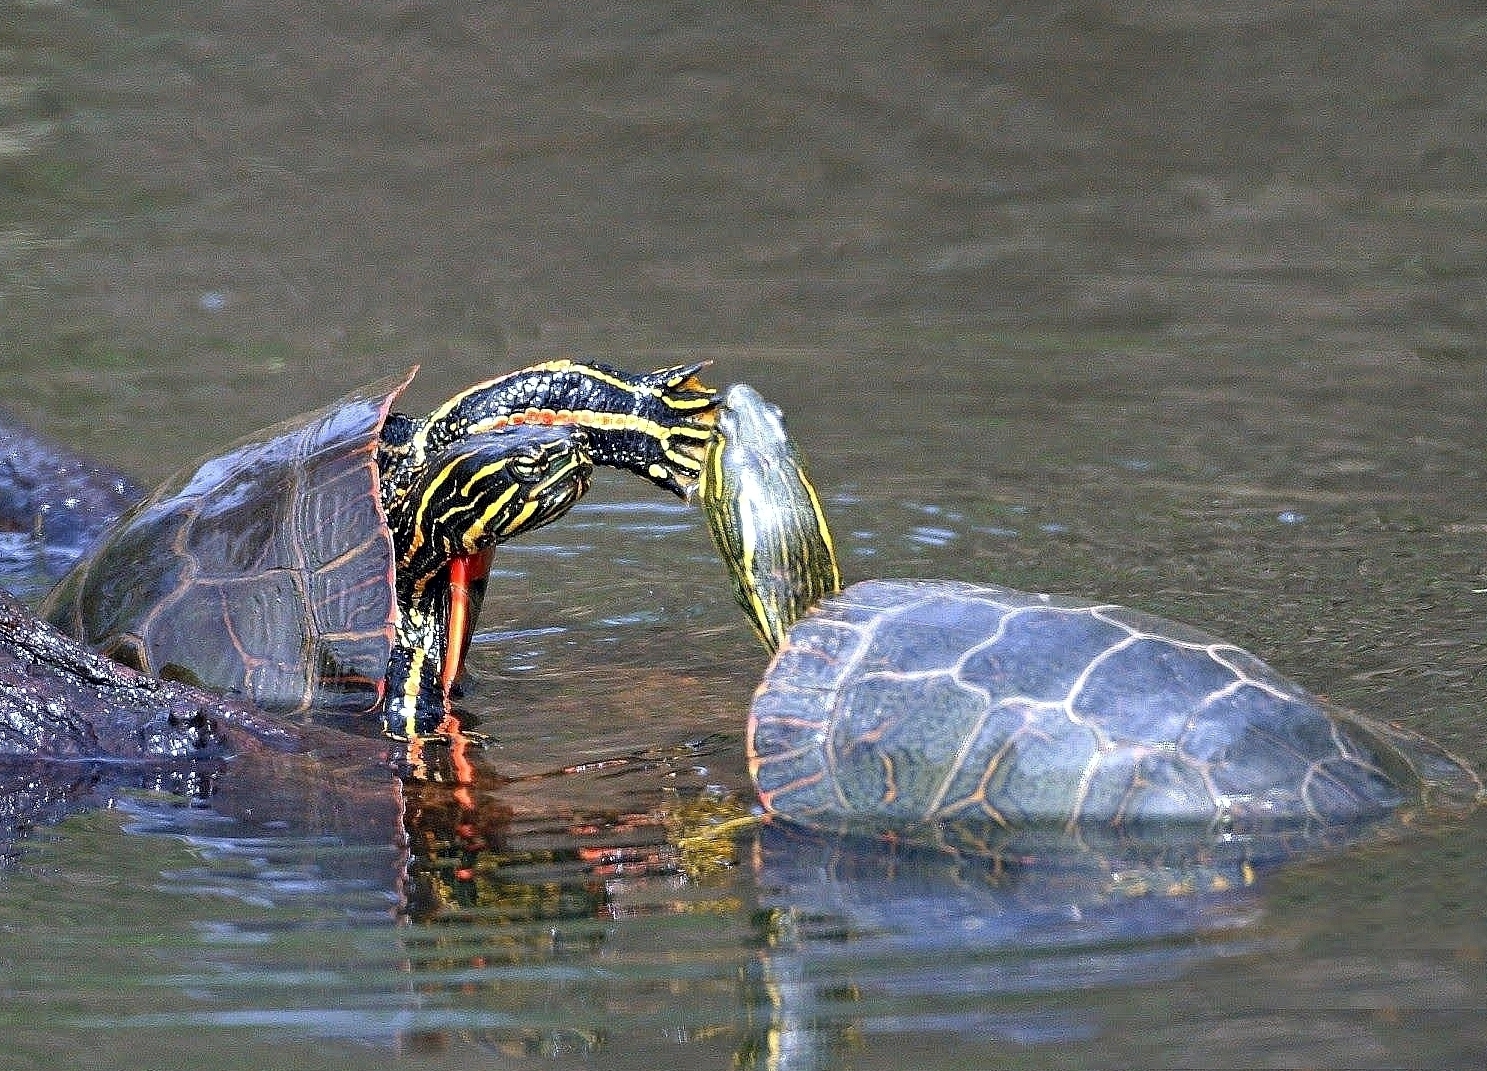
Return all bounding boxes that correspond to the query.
[696,383,842,651]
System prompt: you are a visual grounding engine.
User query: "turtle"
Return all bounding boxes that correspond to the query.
[41,359,718,741]
[697,383,1482,841]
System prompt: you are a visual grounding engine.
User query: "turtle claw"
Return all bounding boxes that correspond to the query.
[443,724,490,749]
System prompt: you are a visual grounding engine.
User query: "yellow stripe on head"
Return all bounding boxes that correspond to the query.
[493,496,541,540]
[460,480,523,548]
[698,384,841,652]
[793,456,842,592]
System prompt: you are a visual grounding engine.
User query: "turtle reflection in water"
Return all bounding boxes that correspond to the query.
[698,383,1481,863]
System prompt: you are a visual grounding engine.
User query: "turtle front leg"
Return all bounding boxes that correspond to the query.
[382,603,456,741]
[383,556,491,742]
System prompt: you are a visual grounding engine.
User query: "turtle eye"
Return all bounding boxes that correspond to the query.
[507,451,545,482]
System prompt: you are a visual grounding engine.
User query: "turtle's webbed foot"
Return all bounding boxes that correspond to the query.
[631,362,722,497]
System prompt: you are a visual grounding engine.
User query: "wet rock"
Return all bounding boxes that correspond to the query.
[0,405,144,565]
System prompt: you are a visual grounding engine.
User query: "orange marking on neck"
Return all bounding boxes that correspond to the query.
[469,408,668,438]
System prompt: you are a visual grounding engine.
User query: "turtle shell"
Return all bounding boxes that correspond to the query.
[748,578,1481,836]
[40,370,415,715]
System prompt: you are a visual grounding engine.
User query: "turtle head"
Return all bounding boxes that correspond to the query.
[697,384,842,652]
[432,424,593,552]
[389,424,593,599]
[486,424,595,539]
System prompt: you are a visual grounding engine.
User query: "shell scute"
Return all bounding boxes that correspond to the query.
[140,574,294,697]
[308,532,396,640]
[932,698,1038,819]
[747,697,830,767]
[1071,636,1240,746]
[750,743,838,816]
[854,593,1011,676]
[1300,756,1402,821]
[1098,751,1220,826]
[829,670,990,821]
[296,452,384,564]
[977,707,1103,827]
[66,509,192,648]
[189,484,286,576]
[765,616,869,692]
[958,606,1129,703]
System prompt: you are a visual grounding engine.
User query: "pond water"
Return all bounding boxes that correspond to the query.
[2,2,1485,1068]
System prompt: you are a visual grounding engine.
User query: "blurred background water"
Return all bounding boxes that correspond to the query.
[1,2,1485,1068]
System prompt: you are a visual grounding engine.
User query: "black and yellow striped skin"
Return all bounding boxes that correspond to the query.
[379,359,717,508]
[698,383,841,652]
[390,430,593,604]
[377,359,719,741]
[380,425,592,741]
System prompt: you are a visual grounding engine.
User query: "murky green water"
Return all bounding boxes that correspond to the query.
[2,2,1485,1068]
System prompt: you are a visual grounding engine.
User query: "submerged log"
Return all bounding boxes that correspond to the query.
[0,406,143,558]
[0,587,381,763]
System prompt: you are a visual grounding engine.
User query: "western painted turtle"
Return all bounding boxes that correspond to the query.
[699,384,1482,838]
[42,360,718,741]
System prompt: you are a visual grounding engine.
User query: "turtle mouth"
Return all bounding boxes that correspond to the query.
[544,476,589,523]
[651,454,705,499]
[526,461,592,533]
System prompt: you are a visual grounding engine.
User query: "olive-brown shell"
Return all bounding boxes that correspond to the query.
[40,370,416,715]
